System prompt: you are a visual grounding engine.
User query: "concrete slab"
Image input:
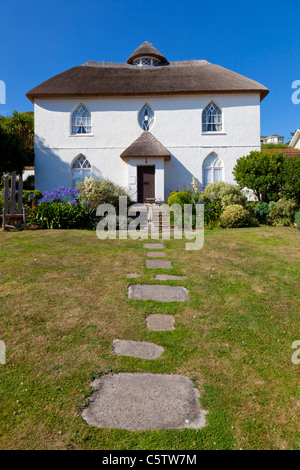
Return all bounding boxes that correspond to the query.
[113,339,164,359]
[82,373,207,431]
[155,274,187,280]
[128,284,189,302]
[143,243,164,249]
[146,260,172,269]
[126,273,140,278]
[146,314,175,331]
[147,251,166,258]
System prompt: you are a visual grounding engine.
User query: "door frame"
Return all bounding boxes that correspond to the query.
[137,165,155,203]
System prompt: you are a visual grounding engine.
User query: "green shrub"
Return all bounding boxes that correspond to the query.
[295,210,300,230]
[281,155,300,205]
[268,199,297,226]
[233,151,286,202]
[220,204,249,228]
[200,181,247,208]
[254,202,270,224]
[167,191,194,208]
[28,200,96,229]
[22,190,43,206]
[77,178,130,210]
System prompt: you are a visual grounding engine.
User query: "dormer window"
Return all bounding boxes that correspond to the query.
[133,57,160,67]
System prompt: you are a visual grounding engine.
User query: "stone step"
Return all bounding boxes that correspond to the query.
[128,284,189,302]
[113,339,164,359]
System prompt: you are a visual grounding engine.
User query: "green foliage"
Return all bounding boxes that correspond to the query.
[200,181,247,208]
[28,200,96,229]
[281,155,300,205]
[0,126,32,174]
[23,174,35,190]
[261,143,289,149]
[77,177,130,210]
[0,110,34,152]
[268,199,297,226]
[167,190,194,208]
[254,202,270,224]
[220,204,249,228]
[295,210,300,230]
[233,151,286,202]
[22,190,43,206]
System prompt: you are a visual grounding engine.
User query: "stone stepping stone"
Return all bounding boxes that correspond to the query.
[143,243,164,249]
[146,314,175,331]
[146,260,172,269]
[113,339,164,359]
[126,273,140,278]
[128,284,189,302]
[155,274,187,281]
[147,251,166,258]
[82,373,207,431]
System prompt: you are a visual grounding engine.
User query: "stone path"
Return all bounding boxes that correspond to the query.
[155,274,187,281]
[146,259,172,269]
[82,373,207,431]
[83,240,207,431]
[113,339,164,359]
[128,284,189,302]
[146,314,175,331]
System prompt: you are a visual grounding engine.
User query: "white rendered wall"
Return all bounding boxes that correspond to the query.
[34,93,261,199]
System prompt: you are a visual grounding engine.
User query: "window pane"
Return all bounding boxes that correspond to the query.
[214,169,222,182]
[203,169,211,186]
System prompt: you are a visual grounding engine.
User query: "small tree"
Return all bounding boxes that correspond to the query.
[0,127,31,175]
[233,151,286,202]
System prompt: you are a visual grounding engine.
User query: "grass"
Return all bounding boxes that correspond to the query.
[0,227,299,450]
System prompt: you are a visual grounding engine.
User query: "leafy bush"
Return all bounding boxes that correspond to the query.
[268,199,297,226]
[295,210,300,230]
[167,191,194,208]
[28,200,95,229]
[220,204,249,228]
[281,155,300,205]
[77,178,130,210]
[23,174,35,190]
[200,181,247,208]
[233,151,286,202]
[254,202,270,224]
[22,190,43,206]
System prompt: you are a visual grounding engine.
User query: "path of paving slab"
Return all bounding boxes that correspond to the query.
[82,373,207,431]
[113,339,164,359]
[146,314,175,331]
[126,273,140,278]
[146,260,172,269]
[147,251,166,257]
[128,284,189,302]
[143,243,164,249]
[155,274,187,281]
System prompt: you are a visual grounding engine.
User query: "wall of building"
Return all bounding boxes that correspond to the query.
[34,93,261,199]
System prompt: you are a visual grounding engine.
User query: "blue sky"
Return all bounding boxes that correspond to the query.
[1,0,299,141]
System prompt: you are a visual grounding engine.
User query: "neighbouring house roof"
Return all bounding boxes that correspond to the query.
[23,166,35,170]
[289,129,300,148]
[26,43,269,103]
[120,131,171,161]
[127,41,168,64]
[262,148,300,157]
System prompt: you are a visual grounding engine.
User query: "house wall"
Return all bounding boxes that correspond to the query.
[34,93,261,199]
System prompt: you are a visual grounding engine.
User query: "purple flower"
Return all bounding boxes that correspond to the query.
[70,199,78,205]
[28,194,35,200]
[84,200,89,205]
[205,208,213,212]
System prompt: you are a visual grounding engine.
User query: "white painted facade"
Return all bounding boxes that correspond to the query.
[34,93,261,200]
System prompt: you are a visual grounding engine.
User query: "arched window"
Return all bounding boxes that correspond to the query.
[203,153,223,186]
[138,103,154,131]
[202,102,222,132]
[71,104,91,134]
[133,57,160,67]
[71,155,92,187]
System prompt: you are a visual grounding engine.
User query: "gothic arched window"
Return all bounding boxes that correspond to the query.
[138,103,154,131]
[202,102,222,132]
[71,104,91,134]
[71,154,92,187]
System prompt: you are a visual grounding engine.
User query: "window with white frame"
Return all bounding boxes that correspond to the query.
[138,103,154,131]
[71,154,92,187]
[202,153,223,186]
[133,57,160,67]
[71,104,91,134]
[202,102,222,132]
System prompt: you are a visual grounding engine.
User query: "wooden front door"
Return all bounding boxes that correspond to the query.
[137,166,155,203]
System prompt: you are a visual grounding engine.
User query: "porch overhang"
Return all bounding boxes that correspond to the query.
[120,131,171,162]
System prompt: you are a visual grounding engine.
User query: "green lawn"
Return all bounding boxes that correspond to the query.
[0,227,299,450]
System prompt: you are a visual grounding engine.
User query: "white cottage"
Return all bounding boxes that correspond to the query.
[26,42,268,202]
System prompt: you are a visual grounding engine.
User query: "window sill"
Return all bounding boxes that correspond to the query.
[201,132,226,135]
[69,134,94,137]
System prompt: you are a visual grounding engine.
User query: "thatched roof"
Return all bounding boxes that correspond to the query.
[127,41,168,64]
[26,56,268,103]
[120,132,171,161]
